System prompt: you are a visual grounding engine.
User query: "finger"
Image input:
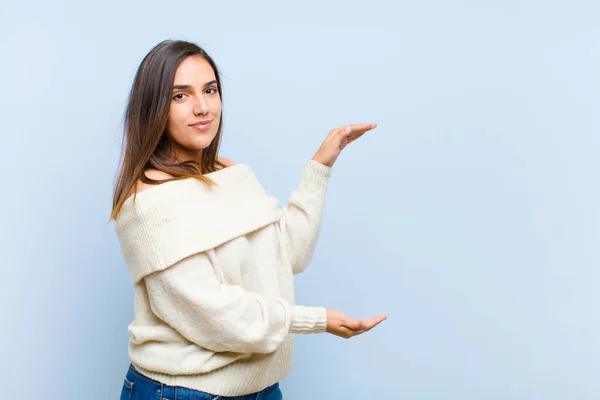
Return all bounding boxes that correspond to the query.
[360,315,387,330]
[346,318,386,337]
[338,326,358,339]
[370,314,387,326]
[342,123,377,137]
[357,318,375,331]
[330,123,377,140]
[342,318,364,331]
[346,131,367,144]
[344,127,377,146]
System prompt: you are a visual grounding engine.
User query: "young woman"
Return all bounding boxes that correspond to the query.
[111,39,386,400]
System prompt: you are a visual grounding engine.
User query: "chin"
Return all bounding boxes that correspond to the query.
[189,136,216,150]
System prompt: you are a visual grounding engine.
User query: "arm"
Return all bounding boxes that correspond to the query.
[279,122,377,274]
[144,250,327,354]
[279,160,332,274]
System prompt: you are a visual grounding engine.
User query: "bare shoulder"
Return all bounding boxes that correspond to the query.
[217,156,236,167]
[133,169,174,195]
[130,159,235,197]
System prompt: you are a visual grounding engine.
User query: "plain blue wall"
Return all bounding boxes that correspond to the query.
[1,0,598,398]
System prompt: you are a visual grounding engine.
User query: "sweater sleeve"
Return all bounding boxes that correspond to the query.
[144,250,327,354]
[279,160,332,274]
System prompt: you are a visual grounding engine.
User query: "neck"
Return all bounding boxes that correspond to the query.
[172,146,203,164]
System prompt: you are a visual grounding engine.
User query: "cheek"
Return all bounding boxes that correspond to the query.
[168,106,186,129]
[211,98,222,115]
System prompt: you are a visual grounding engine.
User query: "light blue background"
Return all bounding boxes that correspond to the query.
[1,0,598,398]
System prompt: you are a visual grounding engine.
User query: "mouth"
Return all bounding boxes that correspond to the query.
[189,120,212,131]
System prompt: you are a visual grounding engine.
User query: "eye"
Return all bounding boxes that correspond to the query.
[205,87,218,95]
[172,93,188,101]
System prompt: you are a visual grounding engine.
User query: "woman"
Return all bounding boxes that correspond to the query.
[111,39,386,400]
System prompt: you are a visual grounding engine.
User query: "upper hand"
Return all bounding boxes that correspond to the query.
[312,123,377,167]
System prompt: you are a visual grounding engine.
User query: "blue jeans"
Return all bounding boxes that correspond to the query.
[120,363,283,400]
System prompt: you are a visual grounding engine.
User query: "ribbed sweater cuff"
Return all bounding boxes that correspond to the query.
[298,160,332,199]
[290,305,327,334]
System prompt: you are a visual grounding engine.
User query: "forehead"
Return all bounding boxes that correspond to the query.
[173,56,216,84]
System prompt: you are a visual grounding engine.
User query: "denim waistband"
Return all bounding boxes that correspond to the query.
[124,363,280,400]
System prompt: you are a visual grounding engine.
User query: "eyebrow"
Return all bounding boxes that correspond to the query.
[172,80,217,90]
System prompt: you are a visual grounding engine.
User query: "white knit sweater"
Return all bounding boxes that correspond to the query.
[114,160,332,396]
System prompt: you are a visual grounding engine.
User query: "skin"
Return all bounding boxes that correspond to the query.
[312,123,387,339]
[167,55,222,163]
[143,55,387,339]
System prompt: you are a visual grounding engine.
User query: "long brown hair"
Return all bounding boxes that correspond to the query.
[110,40,225,221]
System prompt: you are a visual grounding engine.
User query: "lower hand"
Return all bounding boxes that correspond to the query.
[326,308,387,339]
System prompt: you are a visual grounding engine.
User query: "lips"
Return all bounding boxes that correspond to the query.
[190,120,212,131]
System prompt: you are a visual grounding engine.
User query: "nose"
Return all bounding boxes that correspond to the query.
[193,95,209,116]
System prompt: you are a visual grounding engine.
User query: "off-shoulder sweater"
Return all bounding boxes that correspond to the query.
[114,160,332,396]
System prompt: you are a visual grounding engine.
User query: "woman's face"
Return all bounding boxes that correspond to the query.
[166,55,221,162]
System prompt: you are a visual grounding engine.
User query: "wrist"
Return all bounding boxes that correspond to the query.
[311,155,331,168]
